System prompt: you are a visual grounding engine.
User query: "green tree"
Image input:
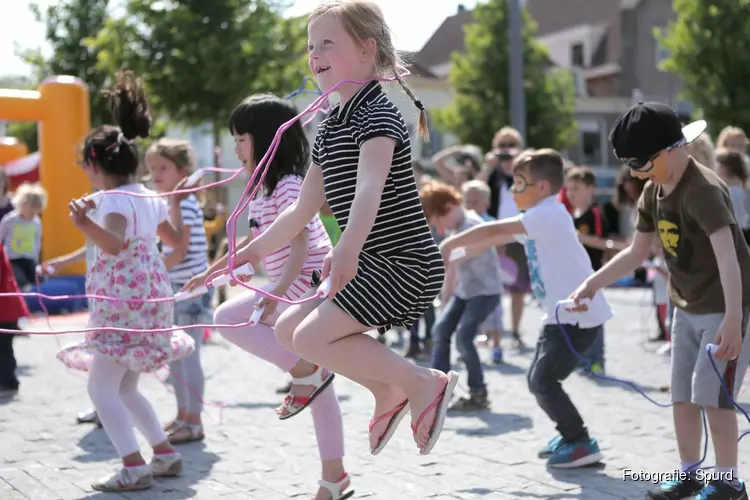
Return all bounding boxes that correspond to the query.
[17,0,112,127]
[92,0,309,182]
[656,0,750,136]
[434,0,577,151]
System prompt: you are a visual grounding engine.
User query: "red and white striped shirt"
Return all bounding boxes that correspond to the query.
[248,175,331,299]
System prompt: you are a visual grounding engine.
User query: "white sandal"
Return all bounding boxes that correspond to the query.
[276,366,335,420]
[318,472,354,500]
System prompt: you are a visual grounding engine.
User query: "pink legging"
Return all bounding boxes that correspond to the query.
[213,283,345,461]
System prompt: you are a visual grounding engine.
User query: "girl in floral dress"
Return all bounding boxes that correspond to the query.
[56,70,195,493]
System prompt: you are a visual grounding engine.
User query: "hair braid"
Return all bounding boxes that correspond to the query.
[395,72,429,142]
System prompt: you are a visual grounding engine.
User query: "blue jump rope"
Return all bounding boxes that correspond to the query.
[554,298,750,473]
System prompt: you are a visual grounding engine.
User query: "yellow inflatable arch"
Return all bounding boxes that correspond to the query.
[0,76,91,275]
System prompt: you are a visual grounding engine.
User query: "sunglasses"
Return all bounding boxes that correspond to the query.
[495,142,520,150]
[618,137,686,172]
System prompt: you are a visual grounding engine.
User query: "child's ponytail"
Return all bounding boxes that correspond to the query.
[395,72,430,143]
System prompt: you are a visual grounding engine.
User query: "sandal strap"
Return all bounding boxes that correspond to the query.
[291,365,326,386]
[318,472,350,499]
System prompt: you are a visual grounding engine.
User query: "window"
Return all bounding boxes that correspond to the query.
[571,43,585,67]
[579,119,603,166]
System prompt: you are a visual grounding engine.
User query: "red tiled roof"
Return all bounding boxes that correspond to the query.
[416,8,475,69]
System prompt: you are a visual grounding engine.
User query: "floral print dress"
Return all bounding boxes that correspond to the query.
[56,199,194,373]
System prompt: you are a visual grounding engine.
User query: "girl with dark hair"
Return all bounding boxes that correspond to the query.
[182,94,352,500]
[55,70,195,492]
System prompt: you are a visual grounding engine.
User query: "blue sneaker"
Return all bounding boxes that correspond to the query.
[646,476,703,499]
[696,479,748,500]
[491,346,503,364]
[546,437,603,468]
[537,435,563,458]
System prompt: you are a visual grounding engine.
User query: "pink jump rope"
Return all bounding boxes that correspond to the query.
[1,69,412,335]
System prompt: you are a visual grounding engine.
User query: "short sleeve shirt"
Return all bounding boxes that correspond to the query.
[635,159,750,313]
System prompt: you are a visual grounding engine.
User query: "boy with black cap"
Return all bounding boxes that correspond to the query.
[570,102,750,500]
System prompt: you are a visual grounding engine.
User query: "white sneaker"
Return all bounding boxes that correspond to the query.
[91,464,154,492]
[657,343,672,356]
[150,451,183,477]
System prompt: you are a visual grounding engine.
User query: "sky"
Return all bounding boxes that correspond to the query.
[0,0,478,77]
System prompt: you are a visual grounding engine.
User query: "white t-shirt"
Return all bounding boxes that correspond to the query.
[95,184,168,242]
[514,195,613,327]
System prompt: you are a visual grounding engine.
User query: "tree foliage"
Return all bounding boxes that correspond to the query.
[434,0,577,151]
[91,0,309,140]
[17,0,113,127]
[656,0,750,136]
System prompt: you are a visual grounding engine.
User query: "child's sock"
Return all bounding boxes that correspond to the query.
[715,466,740,488]
[680,460,701,474]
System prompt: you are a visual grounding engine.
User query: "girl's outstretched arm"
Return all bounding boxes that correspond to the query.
[240,164,325,261]
[157,198,185,248]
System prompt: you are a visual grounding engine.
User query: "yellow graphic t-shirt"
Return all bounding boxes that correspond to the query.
[0,211,42,261]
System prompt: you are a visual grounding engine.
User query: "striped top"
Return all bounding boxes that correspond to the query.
[248,175,331,299]
[162,194,209,285]
[312,81,445,333]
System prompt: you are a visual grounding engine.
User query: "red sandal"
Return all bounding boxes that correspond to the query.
[276,366,335,420]
[410,371,459,455]
[369,399,409,455]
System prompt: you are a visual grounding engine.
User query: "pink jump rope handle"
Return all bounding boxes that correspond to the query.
[173,263,255,302]
[249,307,264,325]
[316,277,332,298]
[36,264,54,276]
[557,298,592,309]
[186,169,205,186]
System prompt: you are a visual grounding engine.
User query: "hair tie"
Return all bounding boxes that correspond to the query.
[117,132,134,145]
[414,99,425,111]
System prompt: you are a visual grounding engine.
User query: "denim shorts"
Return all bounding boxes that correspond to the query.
[172,282,213,328]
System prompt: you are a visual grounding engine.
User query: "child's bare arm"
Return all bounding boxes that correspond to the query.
[156,199,185,249]
[271,229,309,296]
[78,214,128,256]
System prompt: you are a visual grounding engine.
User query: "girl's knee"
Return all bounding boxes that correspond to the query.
[213,302,231,326]
[274,316,296,351]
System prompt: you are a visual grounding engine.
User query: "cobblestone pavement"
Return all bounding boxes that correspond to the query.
[1,285,749,499]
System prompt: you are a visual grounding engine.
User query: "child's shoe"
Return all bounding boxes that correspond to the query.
[695,479,748,500]
[546,437,602,468]
[511,331,526,348]
[91,464,153,492]
[448,388,489,412]
[491,346,503,364]
[150,451,183,477]
[646,475,704,499]
[537,435,563,458]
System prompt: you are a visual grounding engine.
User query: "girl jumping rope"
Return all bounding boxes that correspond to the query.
[55,70,195,492]
[184,93,352,500]
[222,0,456,456]
[146,139,212,444]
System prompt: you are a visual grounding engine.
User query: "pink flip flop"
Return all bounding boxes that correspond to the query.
[369,399,409,455]
[411,371,459,455]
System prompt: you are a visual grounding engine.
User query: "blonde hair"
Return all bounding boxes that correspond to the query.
[685,131,715,169]
[13,182,47,210]
[146,138,196,174]
[716,126,749,150]
[461,179,491,199]
[492,126,525,149]
[309,0,429,141]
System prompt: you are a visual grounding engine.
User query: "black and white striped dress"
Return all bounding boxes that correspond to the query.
[312,81,445,334]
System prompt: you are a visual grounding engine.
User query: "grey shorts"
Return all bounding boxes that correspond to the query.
[172,283,213,328]
[671,308,750,410]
